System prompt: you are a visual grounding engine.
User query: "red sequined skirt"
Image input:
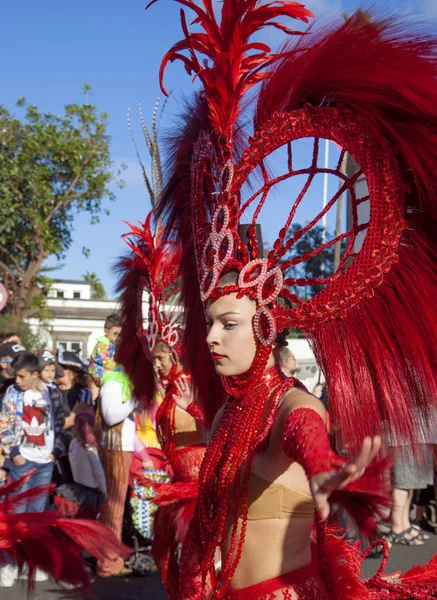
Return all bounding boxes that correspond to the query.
[224,560,330,599]
[170,444,205,481]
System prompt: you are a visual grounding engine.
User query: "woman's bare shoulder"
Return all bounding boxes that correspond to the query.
[280,385,326,422]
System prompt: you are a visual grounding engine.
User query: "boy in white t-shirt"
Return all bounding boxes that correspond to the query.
[0,352,64,513]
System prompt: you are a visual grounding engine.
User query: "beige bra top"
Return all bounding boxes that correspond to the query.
[231,471,315,521]
[174,406,199,434]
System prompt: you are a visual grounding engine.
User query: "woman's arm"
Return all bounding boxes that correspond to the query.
[86,446,107,494]
[100,380,137,427]
[282,389,381,520]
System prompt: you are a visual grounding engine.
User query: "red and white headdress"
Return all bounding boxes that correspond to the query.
[156,2,437,449]
[116,210,182,404]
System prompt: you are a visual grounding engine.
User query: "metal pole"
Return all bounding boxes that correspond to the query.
[334,151,348,271]
[321,139,329,273]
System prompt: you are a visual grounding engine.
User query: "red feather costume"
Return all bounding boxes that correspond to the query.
[0,474,130,589]
[150,1,437,598]
[116,210,206,599]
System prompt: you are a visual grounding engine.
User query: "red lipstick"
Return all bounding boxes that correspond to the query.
[212,352,226,361]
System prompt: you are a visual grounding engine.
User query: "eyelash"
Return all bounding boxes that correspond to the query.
[205,321,237,330]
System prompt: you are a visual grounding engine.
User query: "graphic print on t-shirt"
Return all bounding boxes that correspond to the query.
[22,400,49,446]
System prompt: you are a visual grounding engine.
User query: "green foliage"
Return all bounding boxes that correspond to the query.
[83,271,107,299]
[0,314,46,352]
[0,89,121,324]
[283,223,346,299]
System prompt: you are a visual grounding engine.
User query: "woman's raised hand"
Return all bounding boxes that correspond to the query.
[310,435,382,520]
[172,376,194,411]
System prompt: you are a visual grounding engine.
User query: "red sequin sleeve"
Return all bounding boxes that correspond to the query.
[283,407,392,537]
[186,402,206,425]
[283,407,345,477]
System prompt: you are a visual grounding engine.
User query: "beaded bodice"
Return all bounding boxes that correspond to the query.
[195,365,303,596]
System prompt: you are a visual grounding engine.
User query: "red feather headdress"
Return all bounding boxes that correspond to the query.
[156,2,437,454]
[115,210,182,405]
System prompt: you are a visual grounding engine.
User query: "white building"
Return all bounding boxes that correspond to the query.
[26,280,322,389]
[27,279,119,357]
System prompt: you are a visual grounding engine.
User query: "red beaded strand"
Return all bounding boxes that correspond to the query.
[195,365,303,597]
[155,365,182,457]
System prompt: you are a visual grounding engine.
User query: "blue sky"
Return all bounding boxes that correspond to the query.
[2,0,436,297]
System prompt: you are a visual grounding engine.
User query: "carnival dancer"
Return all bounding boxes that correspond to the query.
[152,1,437,598]
[116,210,206,598]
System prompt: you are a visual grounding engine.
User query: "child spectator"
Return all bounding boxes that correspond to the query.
[37,350,63,385]
[0,342,25,397]
[0,352,64,512]
[88,313,121,387]
[54,412,107,519]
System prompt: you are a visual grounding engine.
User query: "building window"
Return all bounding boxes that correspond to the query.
[73,291,81,299]
[56,290,64,299]
[57,341,84,357]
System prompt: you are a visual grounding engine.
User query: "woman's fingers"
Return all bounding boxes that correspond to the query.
[367,435,382,464]
[351,435,381,473]
[317,435,382,494]
[317,464,357,493]
[175,377,188,395]
[314,494,330,520]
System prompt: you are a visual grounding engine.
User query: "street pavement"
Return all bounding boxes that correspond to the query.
[2,535,437,599]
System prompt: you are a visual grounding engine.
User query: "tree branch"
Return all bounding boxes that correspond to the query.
[44,152,93,224]
[0,246,24,274]
[0,259,15,280]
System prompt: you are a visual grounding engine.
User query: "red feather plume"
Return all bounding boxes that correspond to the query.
[115,211,182,406]
[156,94,227,426]
[152,0,313,141]
[0,476,131,590]
[253,14,437,451]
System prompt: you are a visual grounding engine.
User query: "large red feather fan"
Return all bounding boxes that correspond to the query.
[156,4,437,452]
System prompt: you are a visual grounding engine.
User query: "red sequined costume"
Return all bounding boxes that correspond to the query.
[150,1,437,598]
[116,210,206,599]
[152,366,206,600]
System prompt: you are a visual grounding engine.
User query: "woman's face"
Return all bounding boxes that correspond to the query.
[56,367,76,390]
[152,344,174,378]
[206,293,257,377]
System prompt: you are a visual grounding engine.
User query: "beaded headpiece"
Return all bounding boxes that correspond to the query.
[157,2,437,450]
[116,210,183,404]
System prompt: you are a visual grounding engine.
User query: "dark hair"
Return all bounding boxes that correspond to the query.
[74,412,98,448]
[0,332,19,344]
[62,366,89,388]
[104,313,121,330]
[11,351,38,373]
[275,329,289,348]
[217,270,239,287]
[153,341,174,359]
